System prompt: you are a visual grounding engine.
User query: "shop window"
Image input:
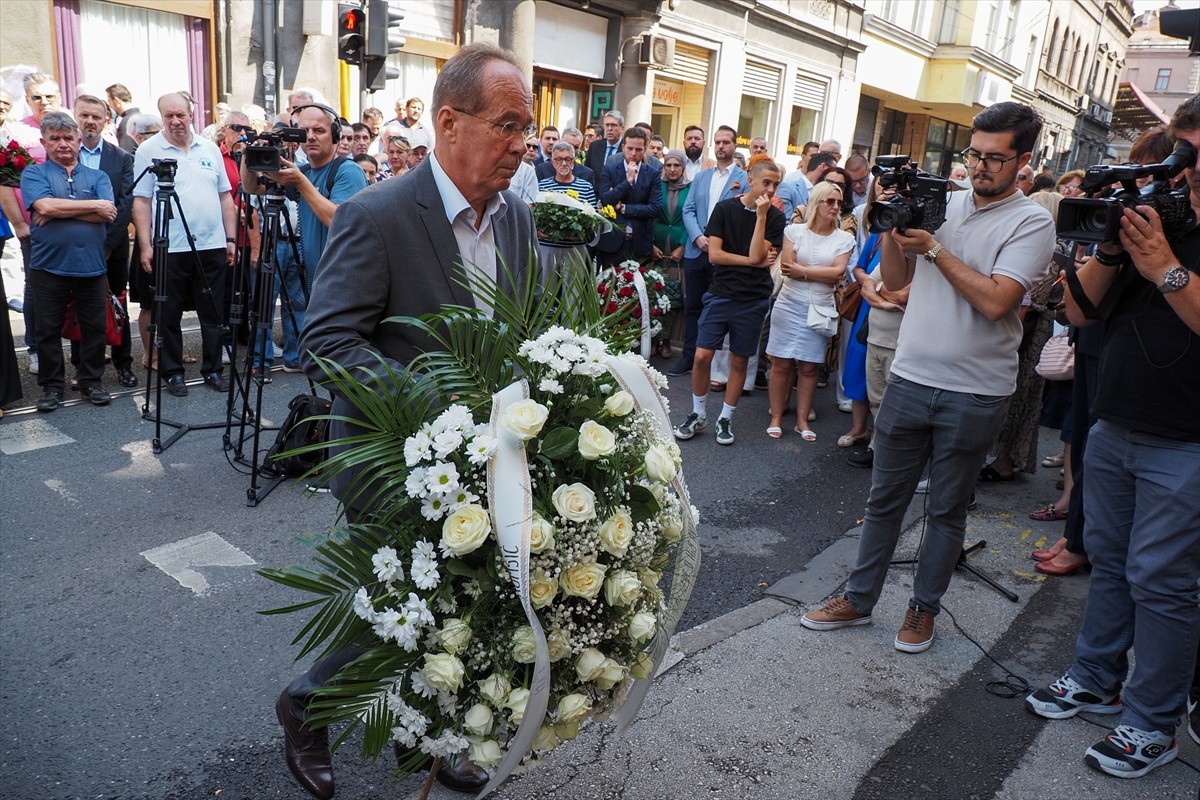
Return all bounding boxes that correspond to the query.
[787,107,819,156]
[738,95,773,148]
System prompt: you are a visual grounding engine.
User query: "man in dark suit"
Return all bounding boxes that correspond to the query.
[535,126,593,183]
[283,42,536,800]
[585,110,625,189]
[73,94,136,387]
[597,126,662,267]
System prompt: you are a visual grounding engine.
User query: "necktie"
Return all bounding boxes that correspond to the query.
[606,144,614,161]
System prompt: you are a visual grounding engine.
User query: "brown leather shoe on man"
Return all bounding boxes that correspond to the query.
[395,743,490,792]
[894,606,935,653]
[276,689,335,799]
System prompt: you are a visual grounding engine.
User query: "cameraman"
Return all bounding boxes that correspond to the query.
[1025,96,1199,780]
[241,105,366,369]
[800,102,1057,653]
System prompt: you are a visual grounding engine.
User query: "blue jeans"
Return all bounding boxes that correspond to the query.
[1066,420,1200,735]
[844,376,1010,616]
[251,240,308,368]
[680,253,714,363]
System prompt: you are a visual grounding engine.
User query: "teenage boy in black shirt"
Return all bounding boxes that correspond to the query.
[674,159,785,445]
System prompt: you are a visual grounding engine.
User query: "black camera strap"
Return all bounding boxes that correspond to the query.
[1063,248,1140,322]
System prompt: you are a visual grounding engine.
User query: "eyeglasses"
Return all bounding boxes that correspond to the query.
[1058,184,1081,193]
[819,198,841,207]
[960,148,1021,174]
[551,156,575,164]
[526,143,540,150]
[228,124,253,133]
[451,107,530,140]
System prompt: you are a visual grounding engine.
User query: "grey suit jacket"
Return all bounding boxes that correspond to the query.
[300,157,536,509]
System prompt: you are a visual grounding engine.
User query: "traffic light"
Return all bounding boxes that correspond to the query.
[337,2,365,66]
[363,59,400,93]
[365,0,405,59]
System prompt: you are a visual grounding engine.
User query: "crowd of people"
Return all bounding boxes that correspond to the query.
[0,52,1196,792]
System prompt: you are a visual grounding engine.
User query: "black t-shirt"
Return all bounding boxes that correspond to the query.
[704,197,785,301]
[1093,222,1200,442]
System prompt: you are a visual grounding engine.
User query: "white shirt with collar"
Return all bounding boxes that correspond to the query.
[707,163,734,221]
[684,157,704,181]
[428,152,508,316]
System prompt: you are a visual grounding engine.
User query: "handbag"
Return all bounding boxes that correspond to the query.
[61,291,127,347]
[1035,330,1075,381]
[837,281,862,322]
[806,300,839,337]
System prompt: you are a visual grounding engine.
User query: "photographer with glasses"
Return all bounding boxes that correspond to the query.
[800,102,1057,654]
[1025,94,1200,781]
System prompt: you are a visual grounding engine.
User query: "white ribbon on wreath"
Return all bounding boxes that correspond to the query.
[631,269,652,360]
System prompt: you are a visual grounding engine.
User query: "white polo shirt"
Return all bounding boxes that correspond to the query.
[132,132,231,253]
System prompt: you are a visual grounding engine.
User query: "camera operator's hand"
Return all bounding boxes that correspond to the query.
[1118,205,1178,284]
[889,226,936,258]
[267,157,306,188]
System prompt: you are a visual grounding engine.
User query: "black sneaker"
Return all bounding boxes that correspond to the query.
[846,448,873,468]
[674,412,706,440]
[80,385,111,406]
[754,371,769,391]
[715,417,734,445]
[1025,674,1122,719]
[36,391,62,412]
[1084,724,1178,779]
[666,358,693,377]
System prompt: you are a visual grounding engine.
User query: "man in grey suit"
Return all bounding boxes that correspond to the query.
[280,42,536,800]
[669,125,747,376]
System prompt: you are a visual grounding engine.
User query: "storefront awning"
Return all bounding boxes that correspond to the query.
[1111,82,1170,139]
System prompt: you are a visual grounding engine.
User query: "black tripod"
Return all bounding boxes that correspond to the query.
[137,159,238,453]
[224,181,314,506]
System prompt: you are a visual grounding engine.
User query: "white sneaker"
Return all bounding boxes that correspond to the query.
[27,353,38,374]
[837,400,853,413]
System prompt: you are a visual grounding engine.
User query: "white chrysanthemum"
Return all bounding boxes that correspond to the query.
[372,607,403,642]
[467,434,498,465]
[447,486,480,508]
[352,587,375,622]
[405,467,429,499]
[411,548,441,590]
[401,592,435,628]
[538,377,564,395]
[410,670,437,698]
[419,730,469,758]
[420,495,449,520]
[438,404,474,431]
[371,546,404,584]
[432,428,464,460]
[403,434,431,467]
[425,462,460,496]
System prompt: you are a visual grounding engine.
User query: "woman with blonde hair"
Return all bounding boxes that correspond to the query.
[765,180,856,440]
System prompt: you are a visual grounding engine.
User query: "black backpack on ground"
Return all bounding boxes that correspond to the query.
[263,392,333,477]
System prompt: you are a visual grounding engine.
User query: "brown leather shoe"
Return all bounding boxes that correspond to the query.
[395,743,490,792]
[275,689,335,799]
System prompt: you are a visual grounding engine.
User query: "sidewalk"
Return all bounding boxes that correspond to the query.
[412,484,1200,799]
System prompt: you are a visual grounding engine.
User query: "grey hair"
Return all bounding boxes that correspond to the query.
[561,127,582,140]
[551,141,576,157]
[220,111,249,128]
[24,72,59,92]
[605,110,625,126]
[40,110,78,136]
[432,42,524,116]
[128,113,162,135]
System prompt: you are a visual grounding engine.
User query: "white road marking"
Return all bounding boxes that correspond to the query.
[107,440,166,479]
[0,418,77,455]
[43,478,80,506]
[140,532,257,595]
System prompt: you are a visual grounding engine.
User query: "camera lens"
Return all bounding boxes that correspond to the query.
[867,201,912,234]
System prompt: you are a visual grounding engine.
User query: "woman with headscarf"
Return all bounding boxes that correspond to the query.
[650,149,691,358]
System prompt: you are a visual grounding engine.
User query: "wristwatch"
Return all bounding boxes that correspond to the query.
[1158,265,1190,294]
[923,242,944,263]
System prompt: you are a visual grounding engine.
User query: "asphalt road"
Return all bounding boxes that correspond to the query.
[1,335,875,799]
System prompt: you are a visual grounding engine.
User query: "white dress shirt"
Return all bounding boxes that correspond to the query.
[428,152,508,316]
[707,163,734,220]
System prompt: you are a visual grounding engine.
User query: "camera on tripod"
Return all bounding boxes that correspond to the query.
[149,158,178,181]
[866,155,950,234]
[1057,139,1197,244]
[244,128,308,173]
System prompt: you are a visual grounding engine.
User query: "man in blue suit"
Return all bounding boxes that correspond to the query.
[669,125,746,376]
[597,126,661,267]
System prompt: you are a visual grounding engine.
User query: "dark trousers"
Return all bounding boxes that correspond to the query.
[158,248,227,379]
[70,238,132,371]
[20,238,35,351]
[1062,350,1101,556]
[29,269,108,393]
[681,253,714,363]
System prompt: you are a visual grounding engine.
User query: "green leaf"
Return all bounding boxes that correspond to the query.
[538,426,579,459]
[627,483,661,524]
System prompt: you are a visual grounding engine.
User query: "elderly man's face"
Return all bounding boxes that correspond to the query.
[749,138,767,156]
[159,95,193,148]
[74,100,108,145]
[0,94,12,125]
[602,116,622,143]
[296,107,337,166]
[221,115,250,151]
[26,82,60,122]
[552,148,575,180]
[440,60,532,205]
[1016,164,1034,194]
[42,126,81,168]
[406,145,427,169]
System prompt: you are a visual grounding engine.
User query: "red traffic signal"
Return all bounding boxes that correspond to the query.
[338,4,365,65]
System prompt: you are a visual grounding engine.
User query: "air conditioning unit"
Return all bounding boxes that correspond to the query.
[1077,93,1090,111]
[638,34,676,69]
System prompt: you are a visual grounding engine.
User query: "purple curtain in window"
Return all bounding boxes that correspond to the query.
[53,0,83,107]
[185,17,210,133]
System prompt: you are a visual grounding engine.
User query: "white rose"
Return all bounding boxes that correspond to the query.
[529,513,556,553]
[468,738,503,768]
[532,724,559,752]
[552,483,597,523]
[644,444,677,484]
[630,651,656,680]
[594,658,625,691]
[547,628,572,662]
[436,618,472,656]
[597,511,634,558]
[506,687,530,724]
[463,703,494,736]
[577,420,617,460]
[422,653,465,694]
[511,625,537,663]
[529,571,558,609]
[555,719,581,741]
[477,673,510,707]
[501,398,549,441]
[660,510,684,544]
[603,570,641,607]
[559,562,607,600]
[441,504,491,556]
[575,647,607,683]
[638,568,661,590]
[628,611,657,643]
[556,692,591,724]
[603,390,635,417]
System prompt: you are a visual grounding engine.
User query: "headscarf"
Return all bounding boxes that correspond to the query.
[662,149,691,217]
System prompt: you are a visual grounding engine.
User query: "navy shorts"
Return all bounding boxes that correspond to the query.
[696,294,771,357]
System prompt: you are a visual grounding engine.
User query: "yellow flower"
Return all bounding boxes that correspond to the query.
[601,204,617,220]
[566,189,580,199]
